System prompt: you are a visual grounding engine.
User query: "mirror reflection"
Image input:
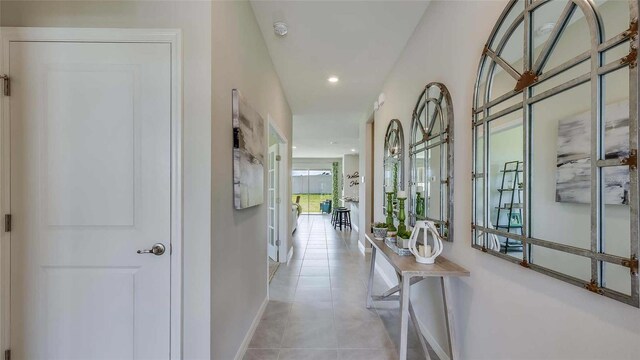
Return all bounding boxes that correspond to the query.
[409,83,453,241]
[472,0,637,306]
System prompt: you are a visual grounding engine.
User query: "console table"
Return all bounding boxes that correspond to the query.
[365,233,469,360]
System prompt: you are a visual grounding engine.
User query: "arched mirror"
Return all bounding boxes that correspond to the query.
[383,119,405,214]
[409,82,454,241]
[472,0,639,307]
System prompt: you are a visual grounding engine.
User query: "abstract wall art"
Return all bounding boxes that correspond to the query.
[233,89,265,209]
[556,101,629,205]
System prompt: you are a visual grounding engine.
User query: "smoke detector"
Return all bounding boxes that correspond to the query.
[274,21,288,37]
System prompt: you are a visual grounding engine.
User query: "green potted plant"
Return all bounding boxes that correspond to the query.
[397,229,413,248]
[372,222,388,240]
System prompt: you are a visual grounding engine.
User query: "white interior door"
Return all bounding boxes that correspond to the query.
[8,40,172,359]
[267,143,280,261]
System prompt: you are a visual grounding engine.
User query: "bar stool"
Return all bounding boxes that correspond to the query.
[333,208,352,231]
[332,207,347,226]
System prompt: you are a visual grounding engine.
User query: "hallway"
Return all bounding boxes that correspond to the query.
[245,215,438,360]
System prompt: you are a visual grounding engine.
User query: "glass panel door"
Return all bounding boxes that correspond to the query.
[292,168,333,214]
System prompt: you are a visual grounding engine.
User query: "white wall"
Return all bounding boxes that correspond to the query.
[0,1,212,358]
[373,1,640,359]
[211,1,293,359]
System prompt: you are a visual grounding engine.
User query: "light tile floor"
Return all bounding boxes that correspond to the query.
[245,215,439,360]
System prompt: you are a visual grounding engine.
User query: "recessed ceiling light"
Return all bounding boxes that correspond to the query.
[292,146,297,149]
[329,141,337,145]
[351,148,356,152]
[328,76,339,83]
[535,22,555,37]
[273,21,288,37]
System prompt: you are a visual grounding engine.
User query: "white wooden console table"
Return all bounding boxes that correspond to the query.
[365,233,469,360]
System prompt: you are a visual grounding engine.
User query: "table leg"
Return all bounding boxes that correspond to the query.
[399,275,411,360]
[366,247,377,309]
[408,302,431,360]
[441,277,458,360]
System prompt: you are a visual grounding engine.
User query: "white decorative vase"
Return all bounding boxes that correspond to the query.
[408,221,444,264]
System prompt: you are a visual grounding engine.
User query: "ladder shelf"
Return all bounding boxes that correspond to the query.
[494,161,524,254]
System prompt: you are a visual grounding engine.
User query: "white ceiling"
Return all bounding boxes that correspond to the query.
[250,0,431,158]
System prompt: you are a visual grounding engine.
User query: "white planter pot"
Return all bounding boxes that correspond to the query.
[398,237,410,249]
[372,227,388,240]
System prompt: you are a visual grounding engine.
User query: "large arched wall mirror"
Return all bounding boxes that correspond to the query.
[472,0,639,307]
[409,82,454,241]
[383,119,405,214]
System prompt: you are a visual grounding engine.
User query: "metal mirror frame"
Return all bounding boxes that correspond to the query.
[383,119,405,214]
[471,0,640,307]
[409,82,455,241]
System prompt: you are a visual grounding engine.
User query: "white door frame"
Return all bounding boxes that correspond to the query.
[0,27,183,359]
[267,142,280,262]
[267,118,290,264]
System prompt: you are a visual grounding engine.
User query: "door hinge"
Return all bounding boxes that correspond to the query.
[4,349,10,360]
[4,214,11,232]
[0,75,9,96]
[275,240,281,246]
[276,197,281,204]
[275,155,282,162]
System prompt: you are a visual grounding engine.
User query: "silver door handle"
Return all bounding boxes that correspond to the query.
[137,243,166,256]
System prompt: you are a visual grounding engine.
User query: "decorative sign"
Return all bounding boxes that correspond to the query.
[347,171,360,187]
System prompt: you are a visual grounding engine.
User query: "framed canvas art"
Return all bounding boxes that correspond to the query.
[233,89,265,209]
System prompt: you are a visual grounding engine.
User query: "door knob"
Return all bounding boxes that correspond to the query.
[137,243,166,256]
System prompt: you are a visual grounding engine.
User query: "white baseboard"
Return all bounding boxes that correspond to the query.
[373,264,450,360]
[234,296,268,360]
[357,240,371,254]
[287,246,294,264]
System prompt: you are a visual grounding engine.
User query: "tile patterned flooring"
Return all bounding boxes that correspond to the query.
[245,215,439,360]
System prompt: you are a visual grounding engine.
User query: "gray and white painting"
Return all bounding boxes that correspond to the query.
[233,89,265,209]
[556,101,629,205]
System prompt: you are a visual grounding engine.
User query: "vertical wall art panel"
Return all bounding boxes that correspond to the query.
[233,89,265,209]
